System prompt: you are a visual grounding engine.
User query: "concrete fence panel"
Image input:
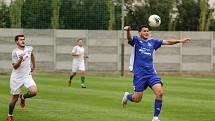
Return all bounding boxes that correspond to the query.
[0,29,214,73]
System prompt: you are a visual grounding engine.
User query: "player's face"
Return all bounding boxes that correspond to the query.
[16,37,25,48]
[77,40,83,47]
[139,27,149,40]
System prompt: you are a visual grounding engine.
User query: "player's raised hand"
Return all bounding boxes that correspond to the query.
[180,38,191,43]
[124,26,131,31]
[19,52,25,60]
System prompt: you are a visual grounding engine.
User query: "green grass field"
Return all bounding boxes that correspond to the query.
[0,74,214,121]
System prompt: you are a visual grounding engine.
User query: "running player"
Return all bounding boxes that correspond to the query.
[122,25,191,121]
[7,35,37,121]
[69,39,88,88]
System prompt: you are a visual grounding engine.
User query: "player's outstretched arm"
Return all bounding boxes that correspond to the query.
[124,26,132,42]
[84,55,88,58]
[162,38,191,45]
[71,52,79,56]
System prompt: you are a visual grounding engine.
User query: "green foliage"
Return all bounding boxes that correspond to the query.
[51,0,61,29]
[199,0,208,31]
[175,0,214,31]
[209,18,215,30]
[9,0,23,28]
[175,0,200,31]
[21,0,53,29]
[114,5,122,30]
[0,0,215,30]
[148,0,173,31]
[125,0,173,31]
[0,2,10,28]
[108,0,116,30]
[59,0,110,30]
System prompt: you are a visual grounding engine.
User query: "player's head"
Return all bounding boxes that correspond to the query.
[15,35,25,48]
[77,39,83,47]
[138,25,149,40]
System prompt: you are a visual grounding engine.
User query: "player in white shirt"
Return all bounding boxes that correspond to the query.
[69,39,88,88]
[7,35,37,121]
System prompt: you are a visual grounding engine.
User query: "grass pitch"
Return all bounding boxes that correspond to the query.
[0,74,214,121]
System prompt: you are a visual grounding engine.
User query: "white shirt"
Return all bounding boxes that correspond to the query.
[72,45,85,62]
[11,46,33,82]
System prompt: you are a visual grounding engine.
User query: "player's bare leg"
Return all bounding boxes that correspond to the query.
[122,91,143,107]
[131,92,143,102]
[20,85,37,109]
[69,72,76,86]
[7,95,19,121]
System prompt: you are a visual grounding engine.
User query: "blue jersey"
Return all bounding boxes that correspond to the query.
[128,36,163,77]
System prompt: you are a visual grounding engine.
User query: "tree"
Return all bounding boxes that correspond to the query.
[113,4,122,30]
[10,0,23,28]
[59,0,110,30]
[124,0,174,31]
[199,0,208,31]
[209,18,215,30]
[175,0,215,31]
[106,0,123,30]
[59,0,84,29]
[108,0,116,30]
[0,1,10,28]
[198,0,214,31]
[51,0,61,29]
[175,0,200,31]
[21,0,53,29]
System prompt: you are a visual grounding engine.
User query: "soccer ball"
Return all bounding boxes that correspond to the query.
[148,15,161,27]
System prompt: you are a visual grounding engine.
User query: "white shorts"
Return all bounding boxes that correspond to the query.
[72,61,85,72]
[10,75,36,95]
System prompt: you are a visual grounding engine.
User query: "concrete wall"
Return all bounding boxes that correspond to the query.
[0,29,214,73]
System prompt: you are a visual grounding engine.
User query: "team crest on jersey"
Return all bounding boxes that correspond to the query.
[139,47,151,56]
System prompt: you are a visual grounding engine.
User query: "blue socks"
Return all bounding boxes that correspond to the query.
[126,94,162,117]
[154,99,162,117]
[127,93,133,101]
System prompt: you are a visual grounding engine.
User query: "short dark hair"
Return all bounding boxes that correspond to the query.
[76,38,83,42]
[138,25,149,32]
[15,35,25,42]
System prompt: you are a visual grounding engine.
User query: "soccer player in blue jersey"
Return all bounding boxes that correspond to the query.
[122,25,191,121]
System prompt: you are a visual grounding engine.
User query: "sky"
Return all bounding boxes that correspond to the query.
[209,0,215,7]
[209,0,215,3]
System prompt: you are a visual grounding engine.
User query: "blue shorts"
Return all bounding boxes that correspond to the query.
[133,73,163,92]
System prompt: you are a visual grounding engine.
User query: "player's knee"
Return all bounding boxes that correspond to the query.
[132,95,142,103]
[80,71,85,76]
[30,91,37,97]
[133,97,142,103]
[11,96,19,103]
[13,97,19,103]
[155,90,163,98]
[29,90,37,97]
